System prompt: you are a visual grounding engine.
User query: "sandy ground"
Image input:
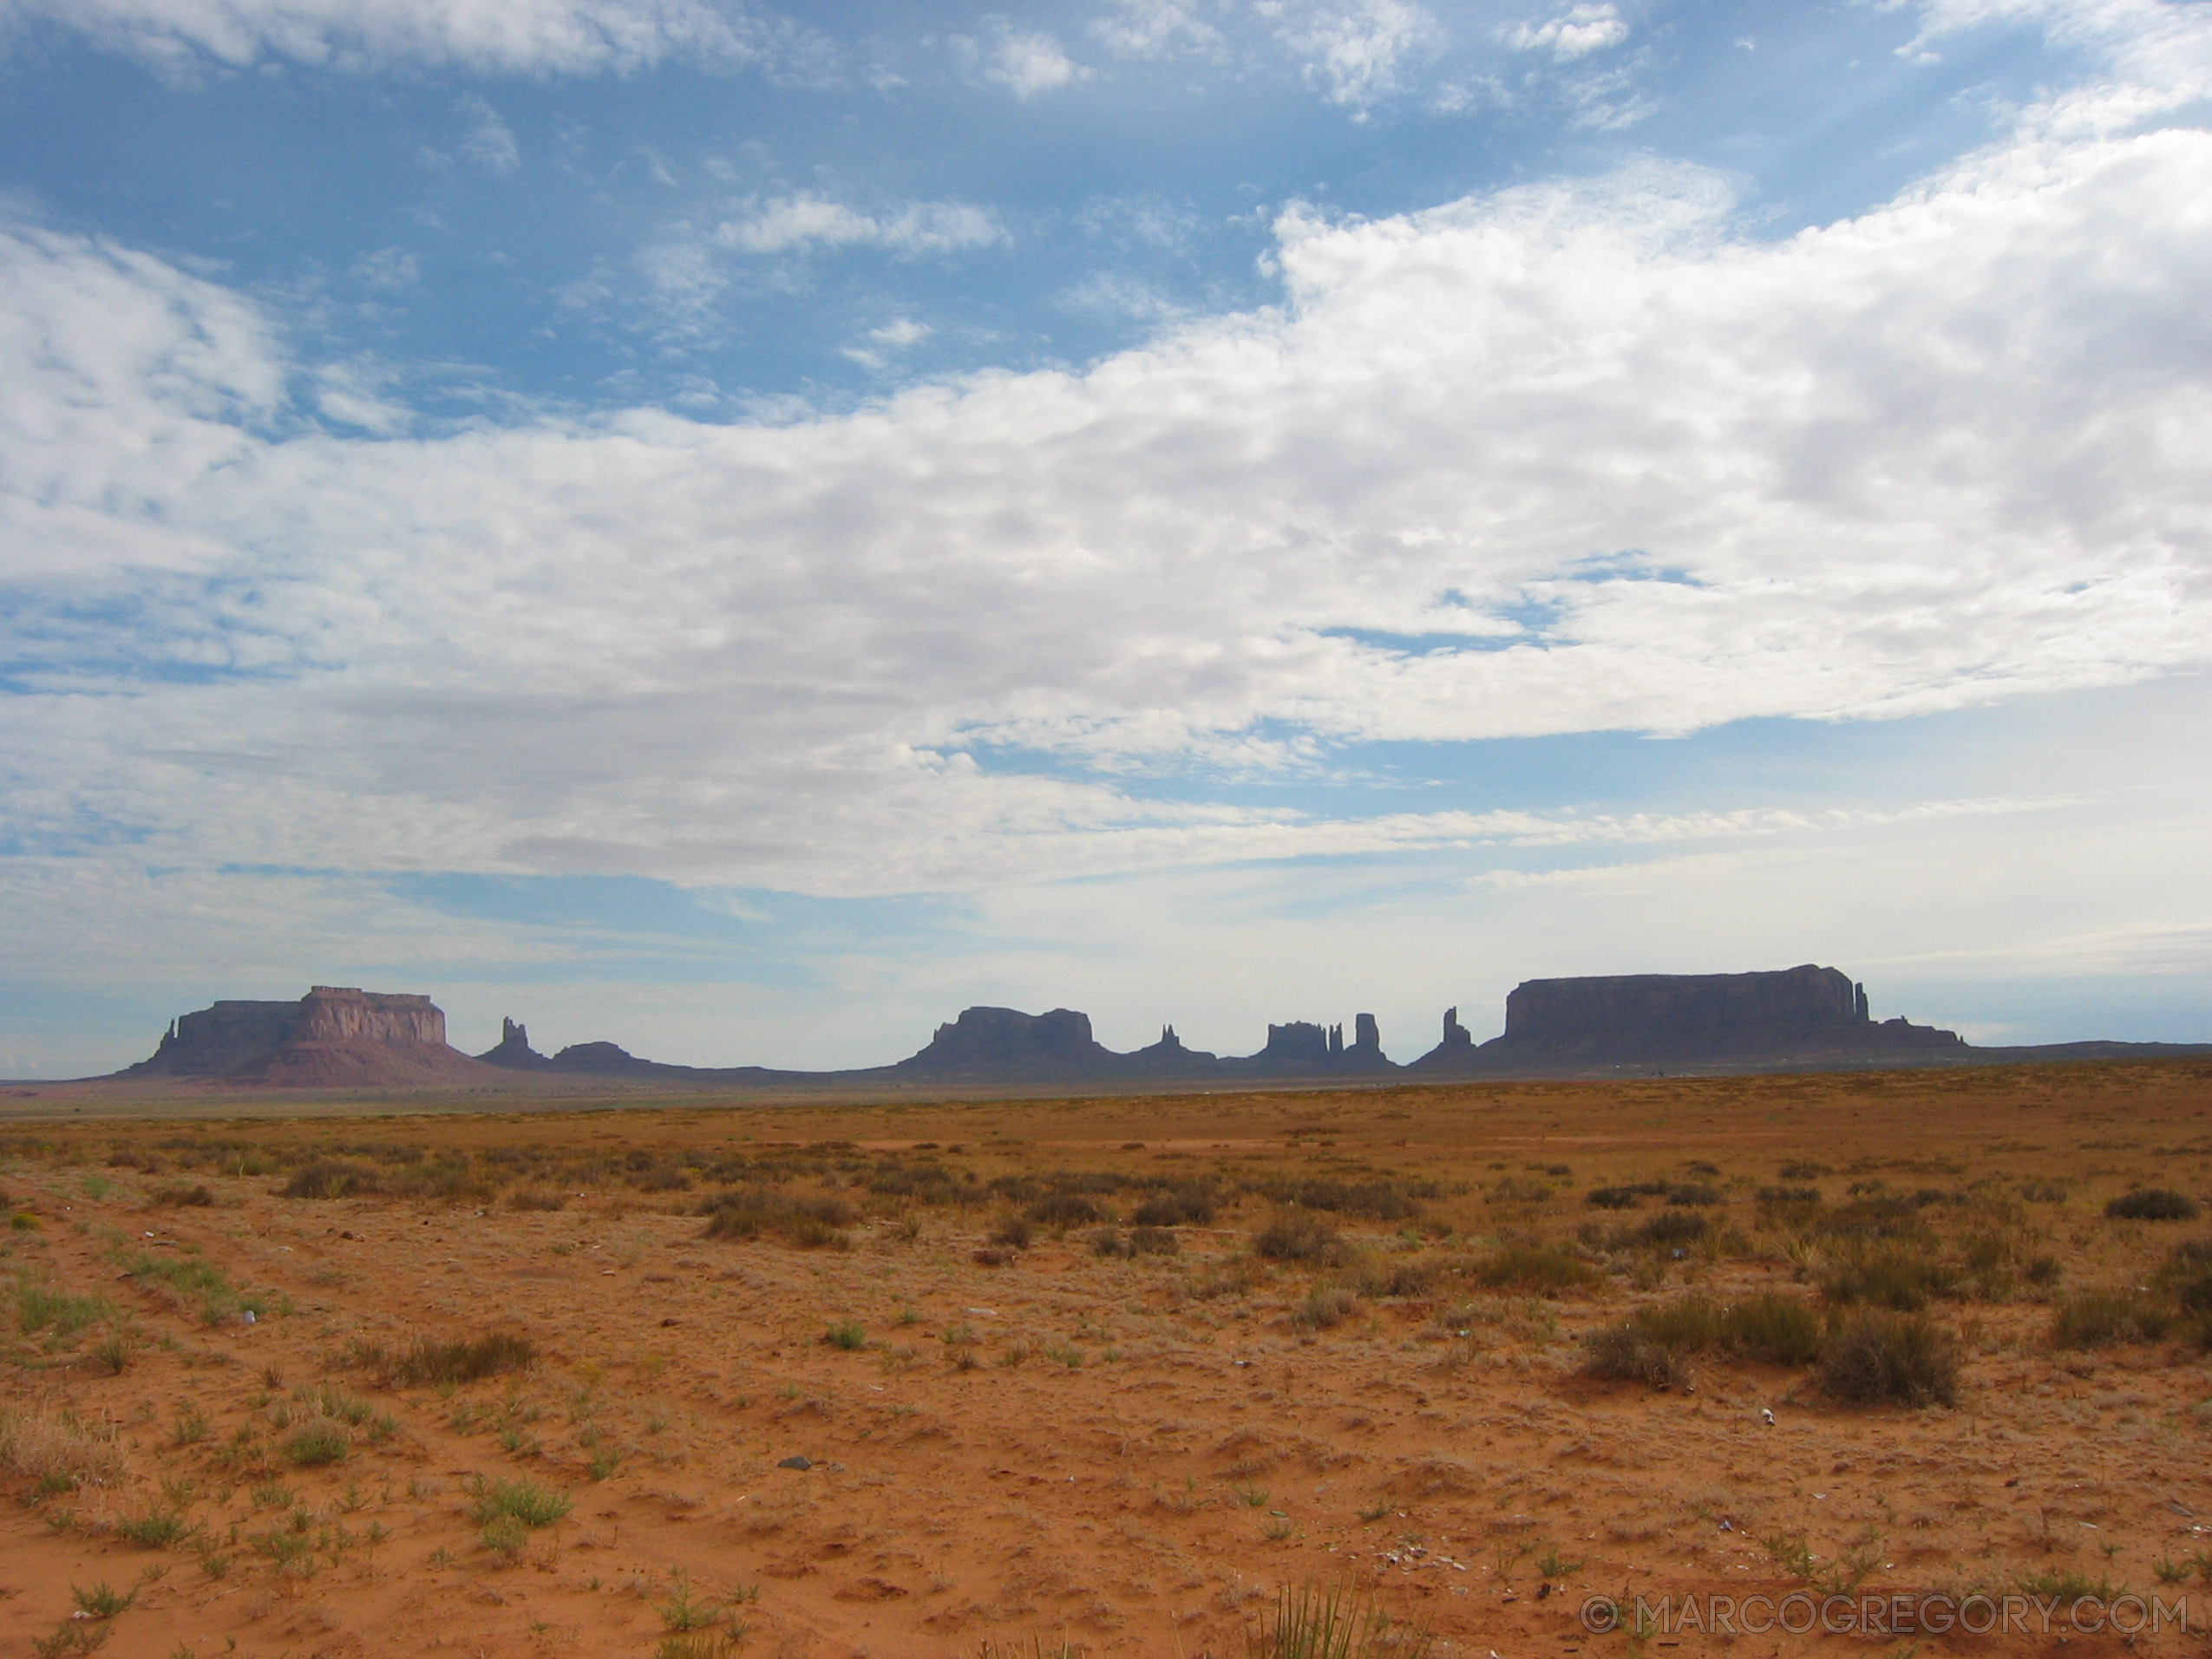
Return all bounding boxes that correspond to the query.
[3,1061,2211,1658]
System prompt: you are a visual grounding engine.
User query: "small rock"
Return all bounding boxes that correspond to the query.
[778,1455,813,1471]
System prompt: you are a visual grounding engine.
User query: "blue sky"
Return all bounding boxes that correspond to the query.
[2,0,2209,1074]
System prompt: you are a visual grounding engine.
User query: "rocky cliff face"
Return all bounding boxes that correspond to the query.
[127,987,492,1086]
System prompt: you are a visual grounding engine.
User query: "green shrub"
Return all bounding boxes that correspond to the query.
[1722,1293,1825,1365]
[699,1189,854,1248]
[1581,1323,1693,1389]
[1819,1246,1953,1310]
[1818,1198,1928,1242]
[1820,1311,1958,1407]
[284,1420,350,1467]
[115,1508,196,1549]
[469,1476,572,1529]
[381,1330,534,1387]
[1608,1292,1823,1368]
[1132,1185,1214,1226]
[1293,1285,1361,1330]
[2050,1290,2172,1349]
[821,1321,866,1350]
[1246,1580,1433,1659]
[1633,1211,1708,1248]
[278,1159,382,1199]
[1474,1243,1601,1294]
[2108,1189,2199,1222]
[1255,1213,1348,1265]
[1025,1193,1103,1227]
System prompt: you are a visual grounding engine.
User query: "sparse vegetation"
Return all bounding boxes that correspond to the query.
[2107,1188,2199,1222]
[1820,1310,1959,1407]
[1245,1580,1433,1658]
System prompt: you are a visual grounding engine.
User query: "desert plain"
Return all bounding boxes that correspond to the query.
[3,1061,2212,1659]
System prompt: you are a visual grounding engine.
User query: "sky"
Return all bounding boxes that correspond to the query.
[2,0,2209,1077]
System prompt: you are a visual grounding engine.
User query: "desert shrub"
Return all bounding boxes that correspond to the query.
[1368,1259,1436,1298]
[1630,1295,1724,1352]
[2022,1254,2063,1287]
[1131,1185,1214,1227]
[1666,1184,1720,1208]
[1294,1284,1361,1330]
[279,1159,382,1200]
[1722,1293,1826,1365]
[284,1418,350,1467]
[1820,1311,1958,1407]
[149,1181,214,1208]
[470,1475,572,1529]
[507,1187,566,1212]
[115,1507,195,1548]
[1779,1162,1831,1180]
[481,1512,530,1561]
[15,1281,115,1339]
[1254,1179,1429,1220]
[1614,1292,1823,1367]
[2019,1180,2069,1204]
[1129,1225,1180,1256]
[821,1321,866,1350]
[380,1330,534,1387]
[1255,1213,1348,1265]
[989,1216,1033,1250]
[1818,1197,1928,1242]
[2107,1189,2199,1222]
[699,1189,854,1248]
[0,1409,127,1491]
[1091,1227,1131,1257]
[1473,1243,1601,1294]
[1820,1246,1953,1310]
[1581,1323,1693,1389]
[2050,1290,2173,1349]
[1025,1193,1103,1227]
[1757,1185,1822,1205]
[1585,1186,1645,1210]
[1246,1581,1433,1659]
[1633,1211,1709,1249]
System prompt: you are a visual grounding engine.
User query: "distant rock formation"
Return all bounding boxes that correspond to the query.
[1411,964,1963,1073]
[106,966,2206,1093]
[128,987,495,1087]
[477,1017,548,1068]
[895,1007,1122,1080]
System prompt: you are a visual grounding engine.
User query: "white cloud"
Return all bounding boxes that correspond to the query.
[4,3,2212,920]
[867,318,932,348]
[1503,3,1629,62]
[350,246,420,289]
[1089,0,1222,58]
[1271,0,1442,105]
[714,194,1006,258]
[457,95,520,174]
[982,28,1086,97]
[0,0,812,77]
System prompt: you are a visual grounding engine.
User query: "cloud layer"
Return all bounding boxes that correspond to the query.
[6,3,2212,911]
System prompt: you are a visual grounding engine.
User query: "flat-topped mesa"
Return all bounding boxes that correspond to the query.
[125,987,492,1086]
[897,1006,1121,1077]
[1414,964,1962,1071]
